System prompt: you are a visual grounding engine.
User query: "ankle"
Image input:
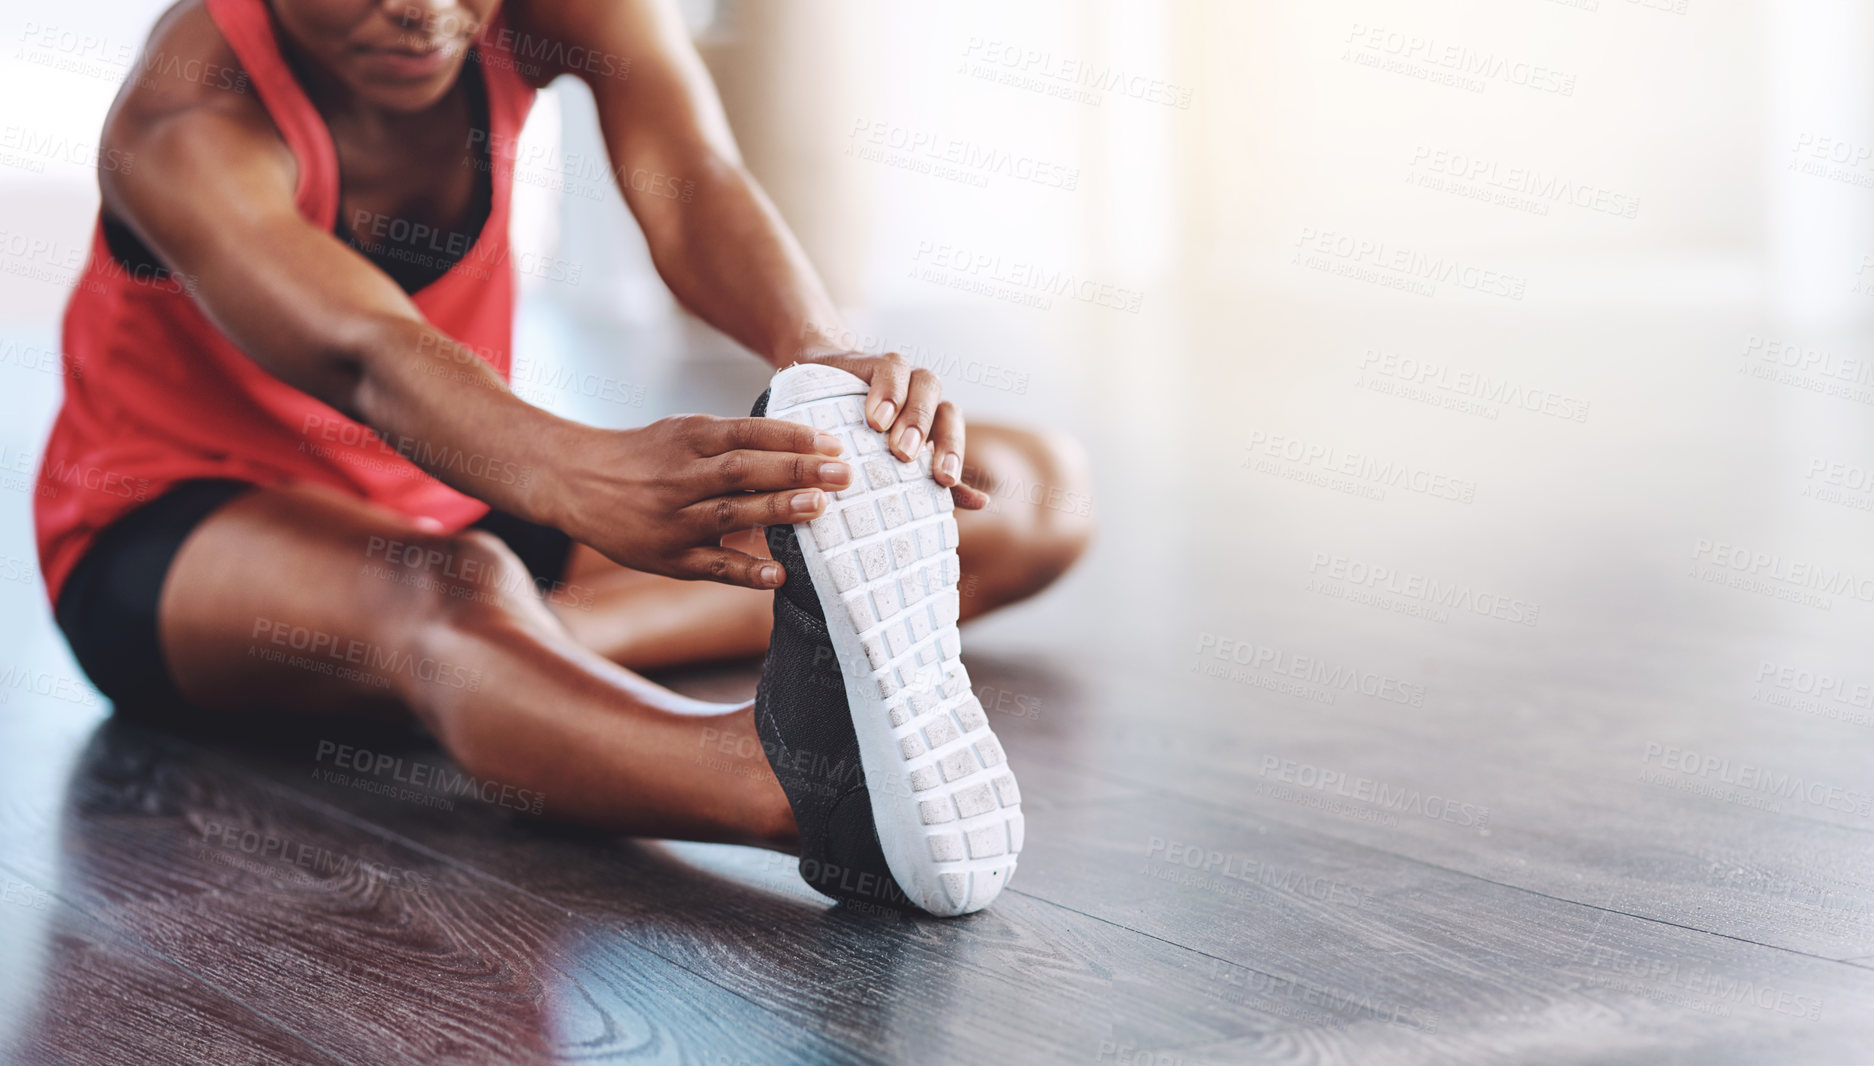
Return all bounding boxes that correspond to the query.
[750,774,801,851]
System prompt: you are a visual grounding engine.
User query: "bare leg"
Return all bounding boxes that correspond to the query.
[157,484,796,848]
[554,422,1095,668]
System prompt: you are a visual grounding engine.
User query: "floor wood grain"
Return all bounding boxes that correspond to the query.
[3,291,1872,1064]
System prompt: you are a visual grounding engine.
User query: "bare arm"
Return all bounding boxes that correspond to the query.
[99,14,848,588]
[515,0,841,364]
[515,0,986,502]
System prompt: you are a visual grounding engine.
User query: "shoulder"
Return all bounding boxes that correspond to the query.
[115,1,266,125]
[102,0,293,205]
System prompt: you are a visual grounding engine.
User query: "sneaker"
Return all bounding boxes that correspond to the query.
[751,364,1023,916]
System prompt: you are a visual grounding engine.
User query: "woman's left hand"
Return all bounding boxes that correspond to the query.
[796,349,992,509]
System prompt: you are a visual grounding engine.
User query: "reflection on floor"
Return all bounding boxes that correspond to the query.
[1,290,1872,1065]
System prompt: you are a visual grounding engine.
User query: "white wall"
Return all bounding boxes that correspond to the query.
[2,0,1866,334]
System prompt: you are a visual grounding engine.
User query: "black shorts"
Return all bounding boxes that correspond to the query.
[53,479,573,715]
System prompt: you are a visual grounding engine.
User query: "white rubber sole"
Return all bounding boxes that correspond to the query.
[764,364,1022,916]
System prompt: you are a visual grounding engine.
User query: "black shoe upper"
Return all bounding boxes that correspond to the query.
[750,387,917,913]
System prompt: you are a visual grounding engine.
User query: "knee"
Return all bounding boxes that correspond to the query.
[395,530,545,675]
[407,529,545,633]
[976,426,1094,588]
[399,529,545,742]
[1017,427,1095,565]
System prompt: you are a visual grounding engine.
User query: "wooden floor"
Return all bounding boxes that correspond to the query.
[3,292,1873,1065]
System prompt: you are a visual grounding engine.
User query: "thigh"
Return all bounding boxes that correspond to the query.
[157,482,551,717]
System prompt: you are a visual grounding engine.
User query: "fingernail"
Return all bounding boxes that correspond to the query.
[760,563,782,585]
[790,490,823,514]
[820,462,850,484]
[874,401,895,428]
[898,427,921,456]
[813,432,843,456]
[940,452,961,483]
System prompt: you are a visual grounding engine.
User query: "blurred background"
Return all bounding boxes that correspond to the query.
[1,0,1872,771]
[5,2,1874,1056]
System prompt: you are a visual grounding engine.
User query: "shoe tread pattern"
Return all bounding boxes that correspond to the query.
[769,379,1020,913]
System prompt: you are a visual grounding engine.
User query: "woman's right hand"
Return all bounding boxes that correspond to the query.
[554,414,851,589]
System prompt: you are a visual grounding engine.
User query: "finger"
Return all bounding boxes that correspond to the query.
[892,368,942,461]
[951,483,993,510]
[702,416,845,458]
[685,488,829,538]
[866,353,911,432]
[675,546,786,589]
[707,450,852,494]
[929,401,965,486]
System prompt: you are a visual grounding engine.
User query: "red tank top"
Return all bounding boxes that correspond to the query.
[33,0,537,604]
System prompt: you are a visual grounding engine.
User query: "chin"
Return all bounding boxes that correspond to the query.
[353,64,470,113]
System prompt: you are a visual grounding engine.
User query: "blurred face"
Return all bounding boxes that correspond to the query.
[269,0,501,111]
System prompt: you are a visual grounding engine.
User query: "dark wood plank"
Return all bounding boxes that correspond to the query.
[0,861,345,1066]
[229,729,1281,1063]
[0,717,870,1066]
[992,655,1874,962]
[1012,783,1874,1065]
[5,275,1874,1064]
